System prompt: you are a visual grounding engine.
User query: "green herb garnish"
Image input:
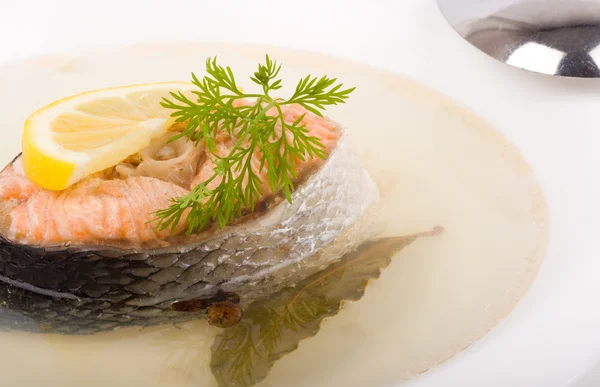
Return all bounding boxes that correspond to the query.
[209,228,442,387]
[154,55,355,233]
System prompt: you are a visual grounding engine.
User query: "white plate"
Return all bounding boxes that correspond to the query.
[0,43,551,387]
[0,1,599,386]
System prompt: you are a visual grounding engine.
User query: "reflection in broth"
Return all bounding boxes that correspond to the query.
[210,228,442,387]
[0,228,442,387]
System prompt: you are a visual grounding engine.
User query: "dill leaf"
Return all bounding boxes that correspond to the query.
[155,55,354,233]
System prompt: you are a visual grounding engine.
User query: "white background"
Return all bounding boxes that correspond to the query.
[1,1,600,386]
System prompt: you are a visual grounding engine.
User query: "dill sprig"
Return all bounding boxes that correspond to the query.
[155,55,355,233]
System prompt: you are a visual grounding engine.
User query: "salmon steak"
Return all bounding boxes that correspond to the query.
[0,102,379,334]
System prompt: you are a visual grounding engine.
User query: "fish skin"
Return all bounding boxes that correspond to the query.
[0,133,379,334]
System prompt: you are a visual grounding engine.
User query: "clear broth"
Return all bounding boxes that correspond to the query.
[0,44,546,387]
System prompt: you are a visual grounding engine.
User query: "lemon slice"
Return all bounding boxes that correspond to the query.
[22,82,194,190]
